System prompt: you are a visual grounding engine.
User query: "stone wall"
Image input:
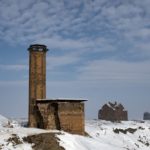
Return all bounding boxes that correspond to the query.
[37,101,85,135]
[58,102,84,135]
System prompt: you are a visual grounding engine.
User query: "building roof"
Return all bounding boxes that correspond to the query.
[36,98,87,103]
[102,101,125,111]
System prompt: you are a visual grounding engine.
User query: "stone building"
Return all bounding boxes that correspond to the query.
[98,102,128,121]
[28,44,86,135]
[143,112,150,120]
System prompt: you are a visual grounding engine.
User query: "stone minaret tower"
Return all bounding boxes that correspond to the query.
[28,44,48,127]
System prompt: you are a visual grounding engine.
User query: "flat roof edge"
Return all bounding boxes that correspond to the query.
[36,99,87,103]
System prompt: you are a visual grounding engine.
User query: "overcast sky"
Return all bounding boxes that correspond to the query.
[0,0,150,120]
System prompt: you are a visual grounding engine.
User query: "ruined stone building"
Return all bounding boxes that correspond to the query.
[28,44,86,135]
[143,112,150,120]
[98,102,128,121]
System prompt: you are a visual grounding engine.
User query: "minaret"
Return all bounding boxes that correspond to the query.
[28,44,48,127]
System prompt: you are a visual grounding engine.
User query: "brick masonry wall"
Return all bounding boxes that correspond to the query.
[58,102,85,135]
[37,102,85,135]
[28,50,46,127]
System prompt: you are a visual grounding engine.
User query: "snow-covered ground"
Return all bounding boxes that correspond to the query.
[58,120,150,150]
[0,115,51,149]
[0,114,150,150]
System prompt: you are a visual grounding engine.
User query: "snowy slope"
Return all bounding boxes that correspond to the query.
[0,115,51,149]
[58,120,150,150]
[0,114,150,150]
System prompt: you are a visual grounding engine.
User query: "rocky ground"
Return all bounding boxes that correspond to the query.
[23,133,64,150]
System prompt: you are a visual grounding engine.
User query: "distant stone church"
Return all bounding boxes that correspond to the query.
[28,44,86,135]
[98,102,128,121]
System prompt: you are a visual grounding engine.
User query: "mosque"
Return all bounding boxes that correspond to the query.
[28,44,86,135]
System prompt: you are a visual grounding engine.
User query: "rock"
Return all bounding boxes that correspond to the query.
[23,133,64,150]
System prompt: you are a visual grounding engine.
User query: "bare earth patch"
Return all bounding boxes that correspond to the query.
[23,133,64,150]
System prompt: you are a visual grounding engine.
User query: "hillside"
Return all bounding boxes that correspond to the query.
[0,115,150,150]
